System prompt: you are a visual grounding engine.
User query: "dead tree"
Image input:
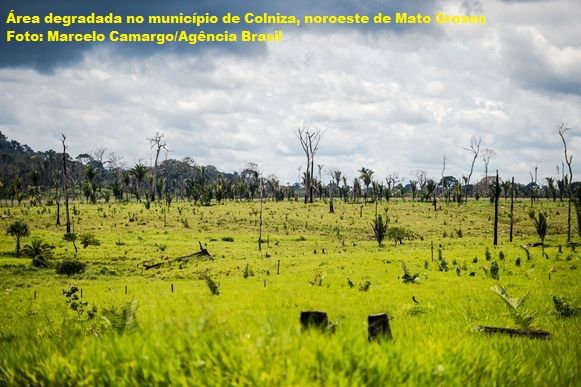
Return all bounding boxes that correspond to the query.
[558,123,573,243]
[148,131,169,201]
[60,134,71,234]
[296,125,321,203]
[464,135,481,202]
[482,148,496,197]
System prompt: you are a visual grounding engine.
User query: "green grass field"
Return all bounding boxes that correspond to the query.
[0,198,579,385]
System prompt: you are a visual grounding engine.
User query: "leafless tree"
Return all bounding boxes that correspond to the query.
[482,148,497,196]
[464,135,481,201]
[558,123,574,242]
[296,124,321,203]
[148,131,169,201]
[60,134,71,234]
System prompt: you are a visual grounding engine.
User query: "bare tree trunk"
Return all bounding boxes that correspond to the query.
[258,177,263,252]
[509,176,514,242]
[558,124,573,243]
[329,179,334,213]
[61,134,71,234]
[493,170,499,246]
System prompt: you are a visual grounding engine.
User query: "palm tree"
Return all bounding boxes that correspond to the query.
[359,167,374,203]
[333,170,342,200]
[6,220,29,257]
[353,178,362,202]
[410,180,418,202]
[122,171,131,201]
[131,163,148,201]
[529,210,548,257]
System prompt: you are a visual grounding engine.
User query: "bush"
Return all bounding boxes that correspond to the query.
[79,232,100,248]
[371,214,388,246]
[552,295,578,317]
[32,254,48,268]
[56,259,86,276]
[490,261,500,280]
[222,236,234,242]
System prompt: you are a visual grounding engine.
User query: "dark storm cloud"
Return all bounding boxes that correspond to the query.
[1,0,439,71]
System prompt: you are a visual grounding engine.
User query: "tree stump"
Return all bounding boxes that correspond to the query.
[300,311,328,331]
[368,313,393,341]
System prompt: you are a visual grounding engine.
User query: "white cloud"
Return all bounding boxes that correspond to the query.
[1,0,580,185]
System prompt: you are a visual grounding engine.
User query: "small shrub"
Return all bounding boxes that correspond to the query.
[472,256,478,264]
[358,280,371,292]
[401,263,420,284]
[485,248,492,261]
[492,285,535,329]
[242,264,254,279]
[552,295,578,317]
[102,299,139,334]
[387,226,417,246]
[371,214,388,246]
[222,236,234,242]
[490,261,500,280]
[499,251,505,260]
[56,259,86,276]
[79,233,100,248]
[22,238,53,258]
[62,285,97,320]
[32,254,48,268]
[202,274,220,295]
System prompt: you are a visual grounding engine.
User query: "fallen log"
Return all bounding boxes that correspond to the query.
[143,262,164,270]
[473,325,550,340]
[173,242,213,262]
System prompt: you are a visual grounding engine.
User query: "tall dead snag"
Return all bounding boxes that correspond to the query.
[482,148,496,197]
[558,123,573,243]
[509,176,515,242]
[148,131,168,201]
[258,174,264,252]
[464,135,481,202]
[60,134,71,234]
[493,170,500,246]
[296,125,321,204]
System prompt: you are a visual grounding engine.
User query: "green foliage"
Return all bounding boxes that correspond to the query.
[529,210,548,244]
[401,263,420,284]
[222,236,234,242]
[102,299,139,335]
[56,259,86,276]
[31,254,49,268]
[6,220,29,257]
[358,280,371,292]
[371,214,388,246]
[79,232,100,249]
[202,274,220,295]
[490,261,500,280]
[22,238,53,258]
[63,232,77,242]
[386,226,417,246]
[491,285,536,329]
[485,247,492,261]
[552,295,578,318]
[242,264,254,279]
[62,285,97,320]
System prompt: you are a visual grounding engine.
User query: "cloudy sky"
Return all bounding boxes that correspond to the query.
[1,0,580,185]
